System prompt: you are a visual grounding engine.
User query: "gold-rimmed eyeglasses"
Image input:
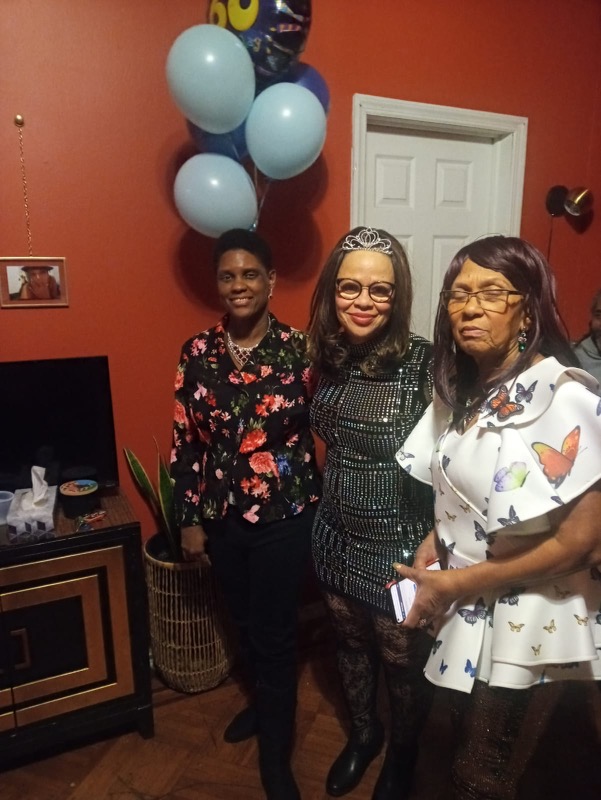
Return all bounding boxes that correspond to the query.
[336,278,395,303]
[441,289,524,311]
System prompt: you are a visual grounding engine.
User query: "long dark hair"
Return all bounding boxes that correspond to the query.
[433,235,579,415]
[307,227,413,379]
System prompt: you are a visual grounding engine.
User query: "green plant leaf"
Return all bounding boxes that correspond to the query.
[157,443,181,562]
[123,448,159,513]
[124,444,181,563]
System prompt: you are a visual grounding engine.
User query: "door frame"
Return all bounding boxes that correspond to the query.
[351,94,528,234]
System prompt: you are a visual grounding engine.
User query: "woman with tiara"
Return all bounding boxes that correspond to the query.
[307,227,435,800]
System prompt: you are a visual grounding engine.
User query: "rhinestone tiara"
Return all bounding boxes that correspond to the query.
[341,227,393,255]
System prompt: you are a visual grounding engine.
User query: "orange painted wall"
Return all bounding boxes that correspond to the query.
[1,0,600,538]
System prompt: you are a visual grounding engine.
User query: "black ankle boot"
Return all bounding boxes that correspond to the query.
[371,743,419,800]
[224,705,257,743]
[326,721,384,797]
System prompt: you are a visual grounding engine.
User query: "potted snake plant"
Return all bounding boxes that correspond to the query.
[124,444,181,563]
[124,443,234,693]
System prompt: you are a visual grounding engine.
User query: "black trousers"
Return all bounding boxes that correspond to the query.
[205,504,315,692]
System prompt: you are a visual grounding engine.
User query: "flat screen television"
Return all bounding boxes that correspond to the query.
[0,356,119,492]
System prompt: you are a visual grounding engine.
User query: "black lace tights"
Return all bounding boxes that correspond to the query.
[323,591,434,748]
[449,679,561,799]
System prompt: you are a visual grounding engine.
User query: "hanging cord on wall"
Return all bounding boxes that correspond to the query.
[544,185,568,263]
[546,214,555,262]
[14,114,33,256]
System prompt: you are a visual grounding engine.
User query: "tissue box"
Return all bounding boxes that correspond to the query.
[6,485,58,544]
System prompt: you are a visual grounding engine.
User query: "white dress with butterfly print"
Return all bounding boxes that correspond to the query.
[397,357,601,693]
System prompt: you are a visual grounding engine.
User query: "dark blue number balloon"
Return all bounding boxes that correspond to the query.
[208,0,312,79]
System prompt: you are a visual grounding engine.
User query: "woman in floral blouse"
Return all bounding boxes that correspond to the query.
[171,228,320,800]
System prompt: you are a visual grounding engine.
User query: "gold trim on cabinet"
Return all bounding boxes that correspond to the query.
[16,680,130,726]
[0,709,15,732]
[0,546,135,725]
[0,686,14,712]
[3,575,107,702]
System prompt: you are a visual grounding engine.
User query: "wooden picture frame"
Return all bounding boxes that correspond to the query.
[0,257,68,308]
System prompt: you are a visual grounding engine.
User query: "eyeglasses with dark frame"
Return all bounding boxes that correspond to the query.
[440,288,525,311]
[336,278,395,303]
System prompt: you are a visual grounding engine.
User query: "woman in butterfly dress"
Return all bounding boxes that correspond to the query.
[308,227,435,799]
[393,235,601,799]
[171,228,320,800]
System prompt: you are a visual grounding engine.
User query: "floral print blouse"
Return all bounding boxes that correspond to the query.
[171,314,320,527]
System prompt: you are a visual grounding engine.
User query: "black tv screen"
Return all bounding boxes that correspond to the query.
[0,356,119,491]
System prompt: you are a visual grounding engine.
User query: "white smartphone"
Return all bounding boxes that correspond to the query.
[385,560,441,623]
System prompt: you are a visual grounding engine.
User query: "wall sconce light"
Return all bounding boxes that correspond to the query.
[564,187,593,217]
[545,185,594,218]
[544,184,594,259]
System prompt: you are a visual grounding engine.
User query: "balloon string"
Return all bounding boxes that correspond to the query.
[253,168,272,230]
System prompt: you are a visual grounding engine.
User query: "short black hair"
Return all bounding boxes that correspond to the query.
[212,228,272,271]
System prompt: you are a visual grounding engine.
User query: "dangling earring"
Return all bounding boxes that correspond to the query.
[517,328,528,352]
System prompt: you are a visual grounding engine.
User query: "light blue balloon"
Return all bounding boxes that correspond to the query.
[245,83,326,180]
[174,154,258,238]
[166,24,255,135]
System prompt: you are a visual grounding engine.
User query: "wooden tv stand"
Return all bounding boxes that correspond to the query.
[0,489,153,766]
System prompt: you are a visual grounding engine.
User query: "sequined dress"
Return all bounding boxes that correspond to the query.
[310,334,434,612]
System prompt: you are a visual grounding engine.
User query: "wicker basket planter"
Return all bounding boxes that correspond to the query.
[144,533,235,693]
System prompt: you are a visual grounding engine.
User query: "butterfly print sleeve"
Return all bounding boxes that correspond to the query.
[409,358,601,694]
[483,360,601,534]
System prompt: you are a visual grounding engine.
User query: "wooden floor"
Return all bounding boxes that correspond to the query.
[2,629,601,799]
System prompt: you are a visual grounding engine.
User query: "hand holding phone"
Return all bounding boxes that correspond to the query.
[386,560,441,623]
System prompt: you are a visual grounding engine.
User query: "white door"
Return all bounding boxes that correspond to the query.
[364,126,495,337]
[352,96,528,339]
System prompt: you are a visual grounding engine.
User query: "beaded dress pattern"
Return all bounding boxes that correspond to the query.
[311,334,434,612]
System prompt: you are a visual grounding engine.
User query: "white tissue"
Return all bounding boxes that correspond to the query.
[6,465,57,543]
[20,466,49,511]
